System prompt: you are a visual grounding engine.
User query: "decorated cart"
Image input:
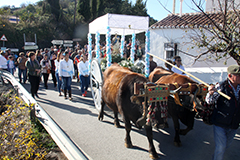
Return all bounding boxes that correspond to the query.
[88,13,150,111]
[87,13,226,113]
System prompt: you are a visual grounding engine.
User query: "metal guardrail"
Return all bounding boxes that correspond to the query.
[0,70,90,160]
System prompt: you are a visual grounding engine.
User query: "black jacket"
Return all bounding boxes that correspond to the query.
[211,80,240,129]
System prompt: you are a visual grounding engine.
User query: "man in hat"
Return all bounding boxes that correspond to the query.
[206,64,240,160]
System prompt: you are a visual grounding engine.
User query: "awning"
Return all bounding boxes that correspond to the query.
[89,13,149,35]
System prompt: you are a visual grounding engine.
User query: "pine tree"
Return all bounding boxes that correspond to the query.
[77,0,91,22]
[132,0,147,16]
[120,0,133,15]
[91,0,97,20]
[46,0,61,21]
[96,0,104,17]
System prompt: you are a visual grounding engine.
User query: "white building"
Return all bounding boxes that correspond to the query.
[149,12,236,83]
[206,0,240,12]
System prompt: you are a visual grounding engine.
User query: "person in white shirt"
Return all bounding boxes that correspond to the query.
[78,54,89,97]
[59,51,74,100]
[171,56,186,75]
[0,51,8,71]
[7,55,15,75]
[55,51,64,96]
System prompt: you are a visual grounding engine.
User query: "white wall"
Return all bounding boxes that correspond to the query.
[150,28,236,83]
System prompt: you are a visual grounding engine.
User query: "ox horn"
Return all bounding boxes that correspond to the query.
[193,88,207,111]
[169,86,182,94]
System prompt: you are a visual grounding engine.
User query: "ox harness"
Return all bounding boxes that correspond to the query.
[132,83,169,128]
[132,82,209,128]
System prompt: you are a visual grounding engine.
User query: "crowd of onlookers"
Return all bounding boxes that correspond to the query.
[0,44,91,100]
[2,39,240,160]
[0,38,187,100]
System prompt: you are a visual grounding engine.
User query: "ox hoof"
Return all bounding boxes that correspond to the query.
[149,153,159,160]
[174,142,182,147]
[98,114,103,121]
[125,142,133,148]
[179,129,187,135]
[114,122,121,128]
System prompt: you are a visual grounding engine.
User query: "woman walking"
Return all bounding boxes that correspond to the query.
[25,51,41,98]
[55,51,64,96]
[40,54,51,89]
[59,51,74,100]
[78,54,89,97]
[36,50,43,63]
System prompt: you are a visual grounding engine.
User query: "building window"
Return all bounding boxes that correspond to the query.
[164,43,177,59]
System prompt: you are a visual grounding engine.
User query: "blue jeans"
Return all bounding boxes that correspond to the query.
[55,72,63,93]
[213,125,237,160]
[8,68,15,75]
[18,68,27,83]
[62,76,72,91]
[80,75,90,94]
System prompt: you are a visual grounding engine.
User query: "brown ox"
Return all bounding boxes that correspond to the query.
[149,66,173,83]
[152,70,205,147]
[98,64,163,159]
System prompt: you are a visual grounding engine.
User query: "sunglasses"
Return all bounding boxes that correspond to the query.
[176,60,182,62]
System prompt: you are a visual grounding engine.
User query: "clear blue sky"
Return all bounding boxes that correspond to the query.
[1,0,205,21]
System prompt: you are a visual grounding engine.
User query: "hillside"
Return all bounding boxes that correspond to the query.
[0,0,157,52]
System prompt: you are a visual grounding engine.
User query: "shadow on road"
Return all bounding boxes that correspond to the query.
[37,97,98,117]
[19,76,240,160]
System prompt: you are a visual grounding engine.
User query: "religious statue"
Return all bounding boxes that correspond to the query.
[112,33,120,54]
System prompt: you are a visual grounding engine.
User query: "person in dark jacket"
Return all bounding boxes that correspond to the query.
[206,64,240,160]
[149,55,157,73]
[25,52,41,98]
[17,52,28,83]
[50,53,57,87]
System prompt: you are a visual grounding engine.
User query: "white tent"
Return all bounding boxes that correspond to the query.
[89,13,149,35]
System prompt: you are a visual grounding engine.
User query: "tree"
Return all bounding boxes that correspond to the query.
[46,0,61,21]
[158,0,240,65]
[132,0,147,16]
[77,0,91,22]
[120,0,133,15]
[91,0,97,20]
[192,0,240,65]
[103,0,122,14]
[96,0,104,17]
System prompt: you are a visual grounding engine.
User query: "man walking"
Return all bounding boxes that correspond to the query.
[206,64,240,160]
[17,52,27,83]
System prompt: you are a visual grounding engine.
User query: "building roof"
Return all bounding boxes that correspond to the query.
[150,12,224,29]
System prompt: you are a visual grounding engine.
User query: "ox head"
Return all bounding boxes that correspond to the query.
[169,83,208,111]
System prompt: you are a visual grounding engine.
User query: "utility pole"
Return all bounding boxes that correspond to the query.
[180,0,183,16]
[173,0,176,14]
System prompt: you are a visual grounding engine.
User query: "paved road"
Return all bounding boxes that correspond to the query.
[17,74,240,160]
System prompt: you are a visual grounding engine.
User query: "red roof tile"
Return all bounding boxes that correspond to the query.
[150,12,224,29]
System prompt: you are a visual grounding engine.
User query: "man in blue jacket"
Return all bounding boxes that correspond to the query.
[206,64,240,160]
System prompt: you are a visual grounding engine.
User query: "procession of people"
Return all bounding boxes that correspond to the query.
[0,37,240,160]
[0,37,150,101]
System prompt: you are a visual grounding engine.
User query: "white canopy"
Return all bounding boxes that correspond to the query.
[89,13,149,35]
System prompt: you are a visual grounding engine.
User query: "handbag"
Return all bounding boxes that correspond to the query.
[47,69,51,74]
